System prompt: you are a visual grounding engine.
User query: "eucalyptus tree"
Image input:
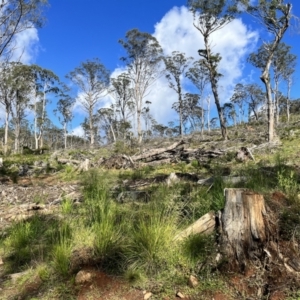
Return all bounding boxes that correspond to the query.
[248,42,296,125]
[222,102,235,126]
[0,62,16,154]
[110,73,135,138]
[173,93,202,132]
[97,106,116,143]
[186,59,210,136]
[29,65,59,150]
[241,0,293,141]
[66,58,110,148]
[231,83,265,123]
[54,85,75,149]
[9,63,33,153]
[230,83,248,124]
[119,29,163,143]
[246,84,265,121]
[141,100,154,137]
[283,56,296,123]
[0,62,32,154]
[0,0,49,60]
[187,0,239,140]
[163,51,193,137]
[110,73,134,123]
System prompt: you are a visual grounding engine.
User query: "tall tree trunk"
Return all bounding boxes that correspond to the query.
[274,76,280,125]
[179,95,183,137]
[204,37,227,140]
[207,95,210,133]
[14,122,20,154]
[64,122,67,149]
[4,110,9,155]
[89,108,94,148]
[261,69,275,142]
[110,122,116,143]
[286,76,292,123]
[201,96,204,138]
[137,108,142,144]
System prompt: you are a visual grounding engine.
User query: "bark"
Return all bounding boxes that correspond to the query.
[89,106,94,148]
[14,122,20,154]
[207,95,210,132]
[64,122,67,149]
[274,76,280,125]
[286,76,292,123]
[178,80,183,137]
[220,189,266,271]
[137,108,142,144]
[261,68,275,142]
[4,110,9,155]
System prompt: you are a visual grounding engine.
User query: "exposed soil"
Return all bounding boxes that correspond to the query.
[77,268,143,300]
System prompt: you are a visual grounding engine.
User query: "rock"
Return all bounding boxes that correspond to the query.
[188,275,198,288]
[117,191,150,203]
[166,172,180,186]
[144,292,152,300]
[176,291,185,298]
[10,270,30,284]
[75,270,93,284]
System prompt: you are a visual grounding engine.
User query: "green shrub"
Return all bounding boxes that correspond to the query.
[277,169,298,196]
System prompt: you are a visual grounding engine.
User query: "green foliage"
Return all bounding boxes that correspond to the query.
[51,223,72,277]
[52,240,72,277]
[279,204,300,243]
[182,234,215,265]
[60,164,77,181]
[277,169,298,196]
[114,140,134,155]
[4,221,36,265]
[61,197,73,215]
[124,205,177,276]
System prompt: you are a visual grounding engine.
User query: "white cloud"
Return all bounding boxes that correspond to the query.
[70,125,85,137]
[148,6,258,125]
[9,27,40,64]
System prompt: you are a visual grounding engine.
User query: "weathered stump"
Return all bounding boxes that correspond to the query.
[220,188,266,271]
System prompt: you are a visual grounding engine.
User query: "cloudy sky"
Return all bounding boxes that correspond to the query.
[4,0,300,135]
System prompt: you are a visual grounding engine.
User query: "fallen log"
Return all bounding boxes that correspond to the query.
[57,158,81,165]
[174,211,216,241]
[132,140,185,161]
[138,158,172,167]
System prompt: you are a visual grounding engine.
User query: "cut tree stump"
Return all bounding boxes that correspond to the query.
[220,188,266,271]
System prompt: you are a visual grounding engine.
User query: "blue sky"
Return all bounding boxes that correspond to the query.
[6,0,300,136]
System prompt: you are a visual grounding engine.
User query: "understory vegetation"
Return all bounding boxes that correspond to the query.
[1,124,300,299]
